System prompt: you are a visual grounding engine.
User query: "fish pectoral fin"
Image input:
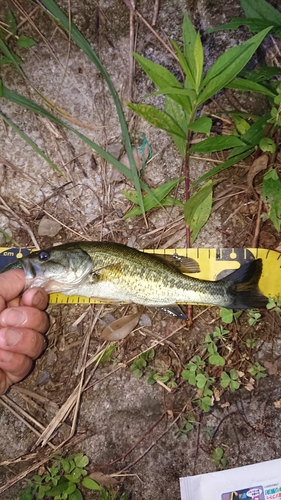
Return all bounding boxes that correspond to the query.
[154,253,200,274]
[157,304,187,320]
[90,262,125,282]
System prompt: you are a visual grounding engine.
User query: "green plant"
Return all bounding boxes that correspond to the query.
[182,356,215,412]
[220,369,240,392]
[173,412,196,438]
[130,349,155,378]
[248,361,267,379]
[126,12,271,240]
[266,296,281,314]
[211,447,227,468]
[20,454,101,500]
[0,10,36,64]
[248,310,261,326]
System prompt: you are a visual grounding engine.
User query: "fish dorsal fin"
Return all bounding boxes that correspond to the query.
[154,253,200,274]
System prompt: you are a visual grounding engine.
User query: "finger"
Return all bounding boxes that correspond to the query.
[0,327,46,359]
[0,270,26,312]
[0,350,33,394]
[0,307,49,334]
[20,288,49,310]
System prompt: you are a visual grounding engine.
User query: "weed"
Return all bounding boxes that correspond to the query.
[130,349,155,379]
[20,454,101,500]
[173,413,196,438]
[211,447,227,468]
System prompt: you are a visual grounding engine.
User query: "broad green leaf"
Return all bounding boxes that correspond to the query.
[220,308,234,324]
[196,373,207,389]
[150,86,195,113]
[194,32,204,91]
[226,77,275,97]
[262,167,281,231]
[164,96,189,157]
[228,113,269,158]
[187,116,212,135]
[122,177,184,218]
[182,12,197,85]
[39,0,145,217]
[0,38,25,76]
[192,149,253,187]
[259,137,275,153]
[81,477,101,491]
[241,66,281,82]
[17,35,36,48]
[170,39,193,85]
[74,454,88,468]
[189,135,245,153]
[241,0,281,25]
[133,52,188,110]
[198,27,272,105]
[127,102,186,139]
[68,489,82,500]
[184,181,213,243]
[232,116,250,135]
[208,353,225,366]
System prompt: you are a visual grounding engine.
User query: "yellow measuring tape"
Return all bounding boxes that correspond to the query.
[0,247,280,304]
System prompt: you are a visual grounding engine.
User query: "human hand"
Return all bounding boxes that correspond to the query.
[0,269,49,394]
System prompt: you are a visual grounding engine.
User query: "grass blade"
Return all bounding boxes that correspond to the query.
[39,0,145,215]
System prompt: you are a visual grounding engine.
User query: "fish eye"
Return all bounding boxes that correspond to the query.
[38,250,50,261]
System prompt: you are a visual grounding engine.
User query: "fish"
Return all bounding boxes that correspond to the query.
[3,241,268,319]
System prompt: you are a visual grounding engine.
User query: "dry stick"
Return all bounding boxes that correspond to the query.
[152,0,160,26]
[118,403,187,473]
[0,197,39,248]
[128,0,135,101]
[251,195,263,248]
[93,412,166,470]
[0,454,53,496]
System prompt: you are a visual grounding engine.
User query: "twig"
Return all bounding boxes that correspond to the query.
[251,195,263,247]
[152,0,160,26]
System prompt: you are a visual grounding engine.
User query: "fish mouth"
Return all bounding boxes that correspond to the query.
[21,258,48,290]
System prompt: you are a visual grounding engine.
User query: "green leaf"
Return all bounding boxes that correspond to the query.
[0,82,159,205]
[184,181,212,243]
[233,116,251,135]
[82,477,101,491]
[208,353,226,366]
[164,96,189,157]
[198,27,272,105]
[187,116,212,135]
[206,18,277,34]
[226,77,276,97]
[74,454,89,468]
[220,372,230,388]
[46,478,69,496]
[99,343,116,363]
[182,12,197,86]
[192,149,254,187]
[0,110,62,174]
[7,11,17,36]
[189,135,245,153]
[39,0,145,217]
[17,35,36,48]
[170,39,194,89]
[262,167,281,231]
[68,489,83,500]
[229,380,240,391]
[220,308,234,324]
[241,0,281,25]
[196,373,207,389]
[122,177,183,218]
[127,102,186,139]
[259,137,275,153]
[194,32,204,91]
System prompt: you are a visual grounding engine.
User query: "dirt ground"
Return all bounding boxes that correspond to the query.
[0,1,281,499]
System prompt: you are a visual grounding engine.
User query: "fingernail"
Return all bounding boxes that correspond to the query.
[1,309,26,327]
[4,329,22,346]
[0,350,13,363]
[32,290,45,308]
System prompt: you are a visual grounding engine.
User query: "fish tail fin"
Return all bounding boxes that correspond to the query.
[222,259,268,309]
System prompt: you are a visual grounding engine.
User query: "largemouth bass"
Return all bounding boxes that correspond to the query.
[4,241,267,319]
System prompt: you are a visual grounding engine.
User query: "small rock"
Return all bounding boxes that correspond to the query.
[35,370,50,386]
[139,313,152,327]
[38,216,61,237]
[46,348,58,366]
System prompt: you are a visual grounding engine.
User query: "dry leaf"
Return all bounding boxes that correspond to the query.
[100,312,141,340]
[89,471,118,487]
[273,400,281,409]
[213,388,221,402]
[220,402,230,408]
[247,153,268,193]
[245,377,255,392]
